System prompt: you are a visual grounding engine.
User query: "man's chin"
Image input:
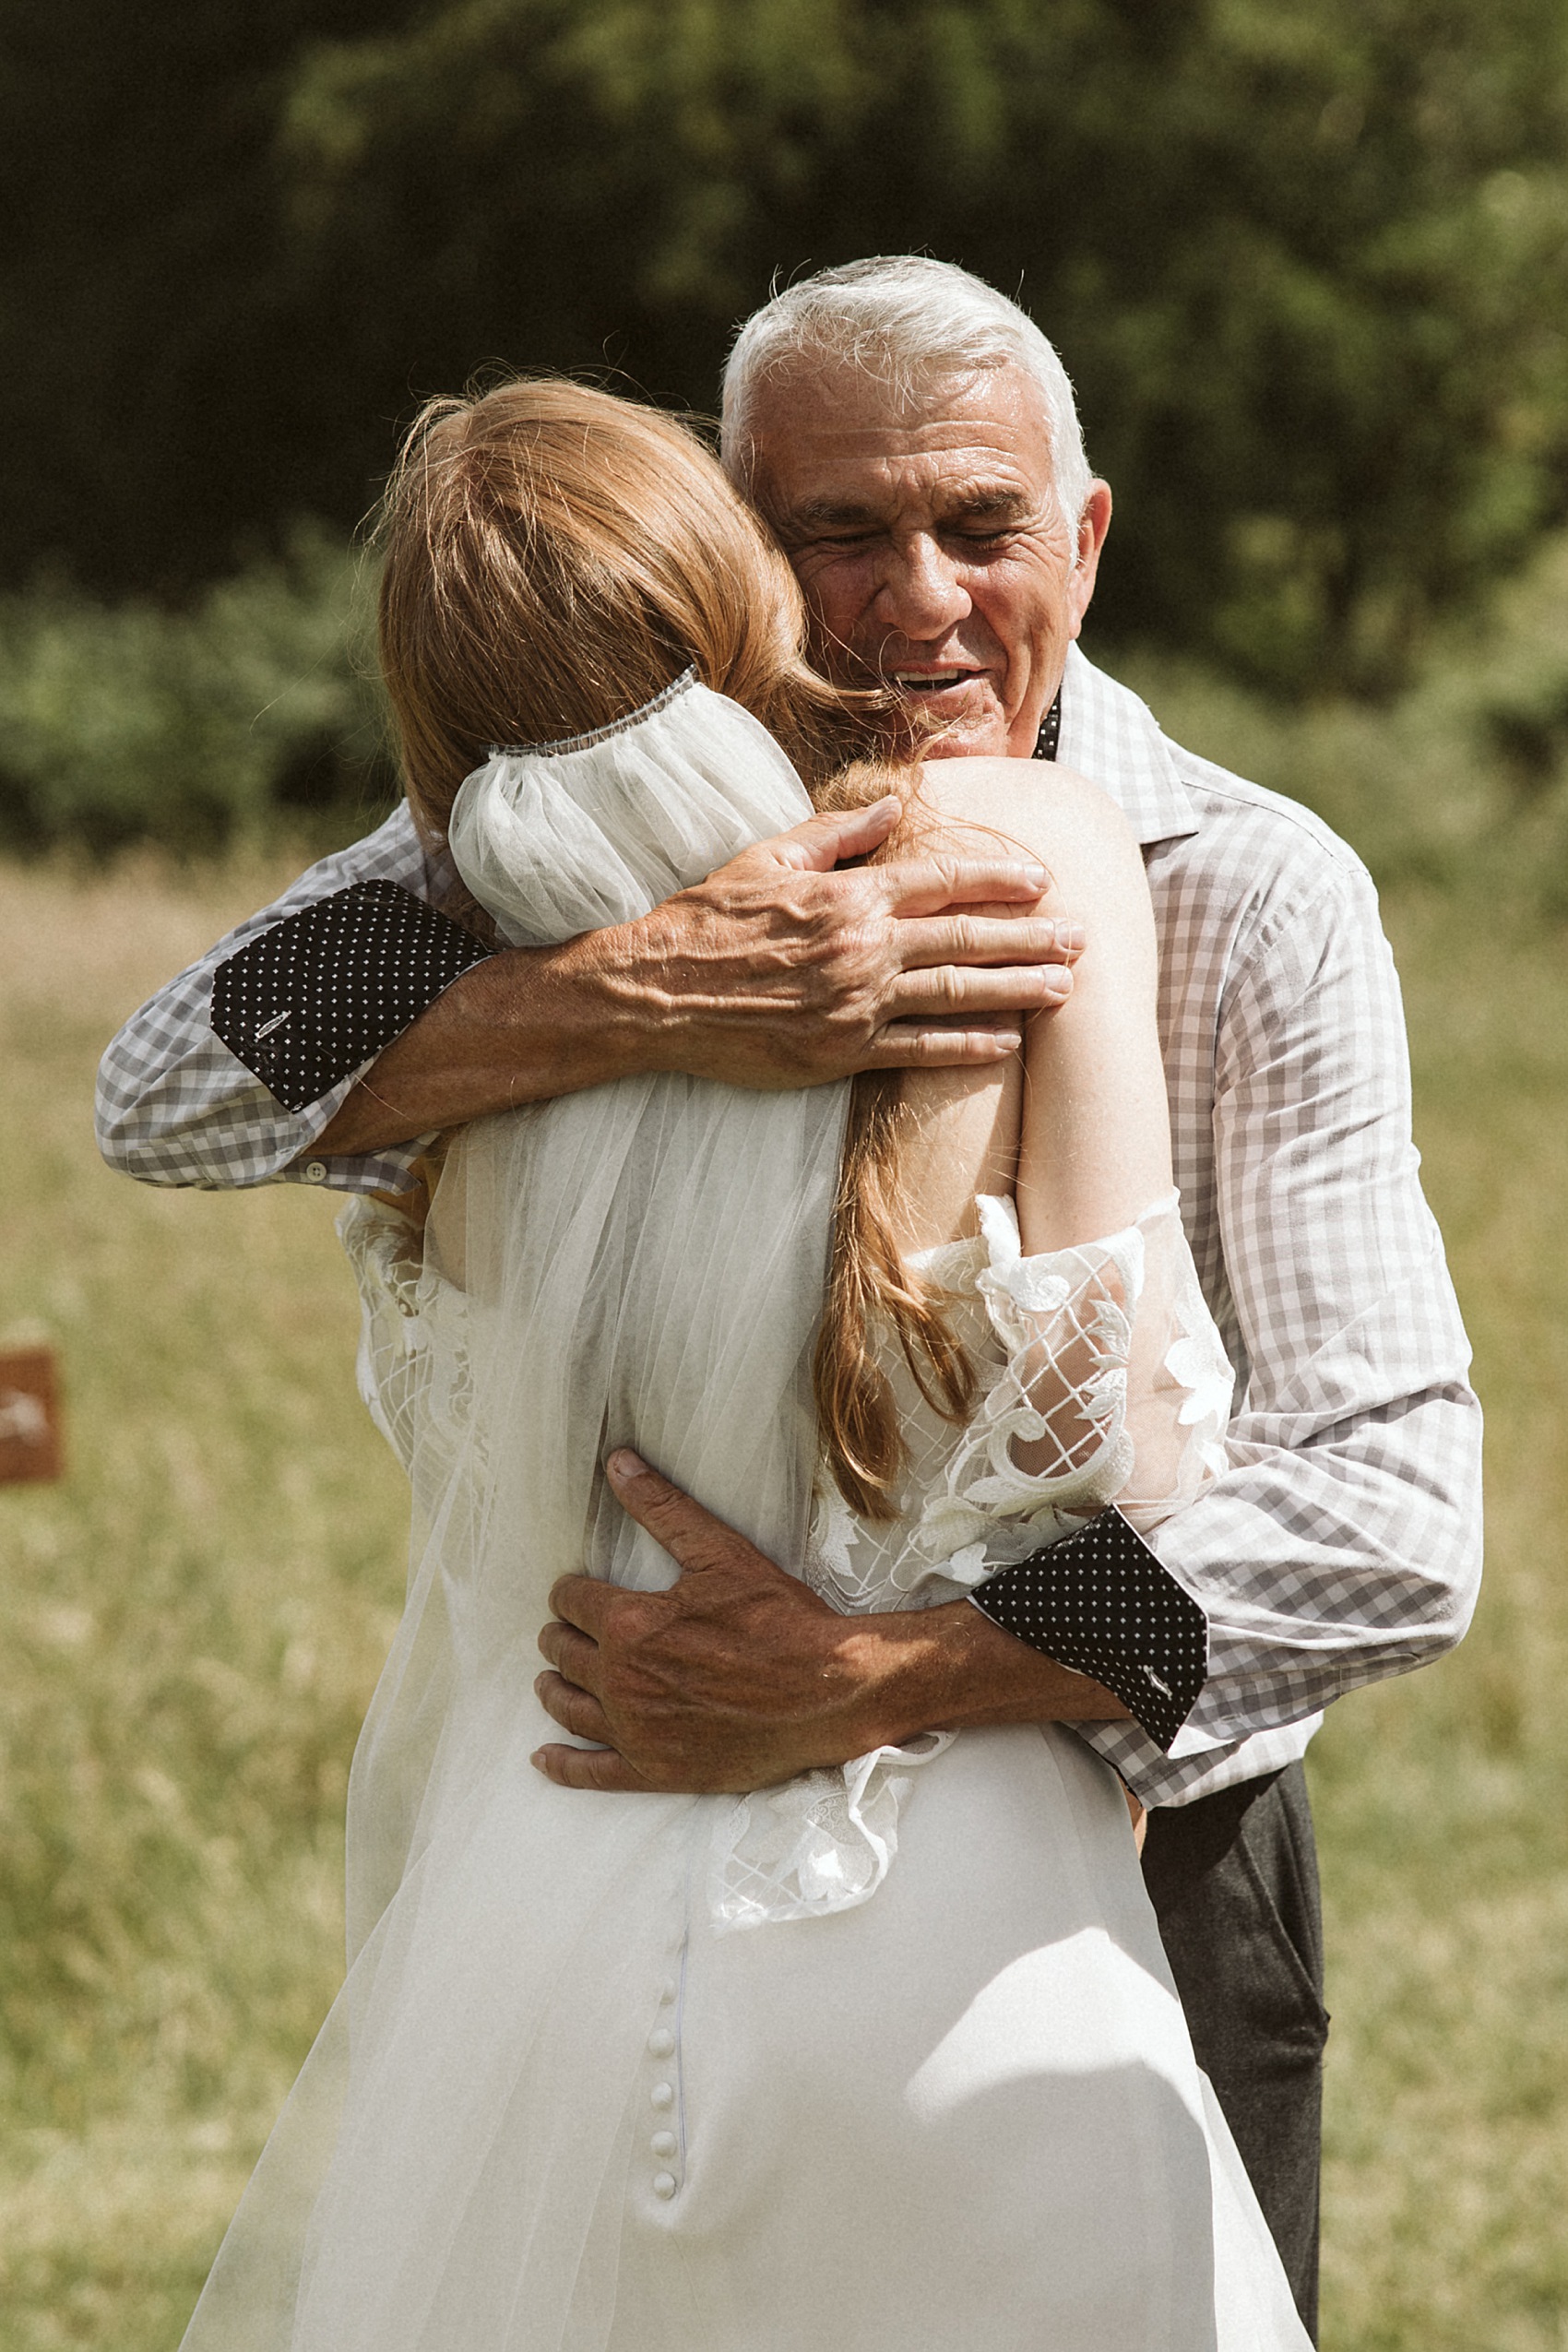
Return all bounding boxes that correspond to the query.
[894,687,1010,760]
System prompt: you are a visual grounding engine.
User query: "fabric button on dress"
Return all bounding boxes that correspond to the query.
[647,2027,675,2058]
[650,2082,674,2110]
[652,2172,677,2201]
[650,2130,677,2159]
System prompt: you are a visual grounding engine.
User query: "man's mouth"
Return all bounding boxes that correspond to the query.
[888,669,980,693]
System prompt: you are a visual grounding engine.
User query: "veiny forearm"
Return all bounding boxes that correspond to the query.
[534,1454,1130,1794]
[824,1598,1129,1752]
[312,827,1078,1159]
[315,932,647,1156]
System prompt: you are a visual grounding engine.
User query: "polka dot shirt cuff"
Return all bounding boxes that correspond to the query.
[209,881,493,1113]
[968,1506,1208,1753]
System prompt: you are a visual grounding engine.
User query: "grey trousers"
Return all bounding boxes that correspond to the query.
[1140,1762,1328,2343]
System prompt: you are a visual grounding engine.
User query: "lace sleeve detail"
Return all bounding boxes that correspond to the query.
[337,1196,475,1500]
[909,1191,1233,1582]
[707,1732,955,1933]
[1111,1194,1236,1535]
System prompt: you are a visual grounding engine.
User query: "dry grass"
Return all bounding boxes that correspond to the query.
[0,851,407,2346]
[1,852,1565,2346]
[1313,892,1568,2348]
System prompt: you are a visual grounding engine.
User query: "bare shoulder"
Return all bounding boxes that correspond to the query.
[909,756,1144,879]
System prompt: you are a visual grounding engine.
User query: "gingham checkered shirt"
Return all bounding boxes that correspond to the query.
[96,647,1482,1804]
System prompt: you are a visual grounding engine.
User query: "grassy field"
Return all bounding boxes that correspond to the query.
[2,847,1566,2347]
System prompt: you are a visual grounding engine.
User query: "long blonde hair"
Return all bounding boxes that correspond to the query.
[376,378,973,1517]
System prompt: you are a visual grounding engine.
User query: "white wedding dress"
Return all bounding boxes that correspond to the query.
[180,676,1310,2352]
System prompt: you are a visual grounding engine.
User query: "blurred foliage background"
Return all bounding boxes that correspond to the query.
[5,0,1568,857]
[6,0,1568,691]
[4,0,1568,2346]
[6,0,1568,648]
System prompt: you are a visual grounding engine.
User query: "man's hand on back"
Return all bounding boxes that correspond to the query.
[530,1450,1125,1795]
[314,798,1080,1156]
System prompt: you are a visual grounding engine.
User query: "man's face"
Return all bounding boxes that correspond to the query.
[745,361,1111,759]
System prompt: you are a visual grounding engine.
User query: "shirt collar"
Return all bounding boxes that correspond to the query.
[1054,643,1199,847]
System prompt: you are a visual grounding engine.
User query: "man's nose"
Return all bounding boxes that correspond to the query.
[873,532,971,640]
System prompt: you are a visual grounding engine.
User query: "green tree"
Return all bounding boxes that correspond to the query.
[0,0,408,594]
[278,0,1568,688]
[4,0,1567,689]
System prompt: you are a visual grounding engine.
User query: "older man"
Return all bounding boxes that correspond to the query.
[98,257,1481,2337]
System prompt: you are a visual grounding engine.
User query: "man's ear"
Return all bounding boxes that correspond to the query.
[1068,481,1113,639]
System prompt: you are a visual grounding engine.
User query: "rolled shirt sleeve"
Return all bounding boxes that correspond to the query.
[94,807,472,1194]
[209,881,491,1113]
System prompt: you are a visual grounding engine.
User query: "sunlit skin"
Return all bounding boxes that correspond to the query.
[743,360,1113,760]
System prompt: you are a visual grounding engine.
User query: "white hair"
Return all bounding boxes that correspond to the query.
[720,255,1094,532]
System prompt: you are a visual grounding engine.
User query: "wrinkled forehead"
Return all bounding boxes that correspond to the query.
[739,354,1059,517]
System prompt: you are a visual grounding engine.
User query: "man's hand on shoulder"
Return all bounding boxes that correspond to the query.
[625,795,1081,1088]
[530,1450,1124,1795]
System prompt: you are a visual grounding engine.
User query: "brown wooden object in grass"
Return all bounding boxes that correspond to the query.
[0,1347,64,1483]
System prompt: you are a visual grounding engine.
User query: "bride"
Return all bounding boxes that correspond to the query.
[180,378,1309,2350]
